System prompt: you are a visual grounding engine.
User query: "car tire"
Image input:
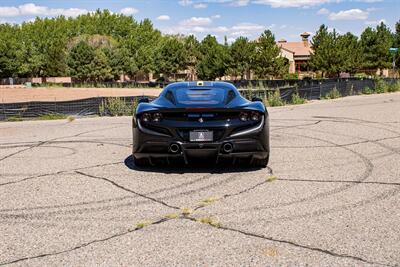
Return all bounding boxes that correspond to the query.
[134,157,150,167]
[251,155,269,168]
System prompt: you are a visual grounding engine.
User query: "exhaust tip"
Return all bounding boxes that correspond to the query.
[169,143,181,153]
[222,142,233,154]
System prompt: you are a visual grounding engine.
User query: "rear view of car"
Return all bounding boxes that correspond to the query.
[132,81,269,167]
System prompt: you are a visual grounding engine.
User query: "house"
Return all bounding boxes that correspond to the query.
[278,32,313,75]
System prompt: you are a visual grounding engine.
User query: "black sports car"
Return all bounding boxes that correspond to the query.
[132,81,269,167]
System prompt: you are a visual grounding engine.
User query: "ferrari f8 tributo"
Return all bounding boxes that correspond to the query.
[132,81,269,167]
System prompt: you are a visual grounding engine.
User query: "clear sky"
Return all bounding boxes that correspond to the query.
[0,0,399,42]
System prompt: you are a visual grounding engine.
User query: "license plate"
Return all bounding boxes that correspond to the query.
[189,131,213,142]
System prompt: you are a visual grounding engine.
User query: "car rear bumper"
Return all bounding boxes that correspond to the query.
[133,139,269,164]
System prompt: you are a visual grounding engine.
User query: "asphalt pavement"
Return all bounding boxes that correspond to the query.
[1,92,399,266]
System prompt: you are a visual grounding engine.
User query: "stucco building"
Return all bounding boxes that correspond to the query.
[278,32,313,75]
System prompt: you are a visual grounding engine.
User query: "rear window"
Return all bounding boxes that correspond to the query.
[175,88,228,105]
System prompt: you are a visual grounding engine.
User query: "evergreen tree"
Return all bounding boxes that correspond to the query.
[184,35,201,80]
[154,36,187,80]
[337,32,362,75]
[360,22,393,72]
[67,41,96,81]
[309,25,332,77]
[196,35,229,80]
[228,37,255,79]
[253,30,287,78]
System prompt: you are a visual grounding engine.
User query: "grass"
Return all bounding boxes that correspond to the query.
[180,208,193,216]
[266,175,277,182]
[263,90,285,107]
[6,116,23,122]
[67,116,75,122]
[38,114,67,120]
[135,221,152,229]
[362,80,400,95]
[195,217,222,228]
[198,196,220,207]
[290,92,307,105]
[99,97,138,116]
[262,247,279,257]
[165,213,179,219]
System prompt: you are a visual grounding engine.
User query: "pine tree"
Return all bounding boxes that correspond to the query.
[253,30,287,78]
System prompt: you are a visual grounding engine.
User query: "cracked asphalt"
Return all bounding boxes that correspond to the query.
[1,92,400,267]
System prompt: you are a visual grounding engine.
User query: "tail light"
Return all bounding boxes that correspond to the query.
[141,112,163,123]
[152,112,163,122]
[239,111,261,122]
[239,112,248,122]
[141,113,151,122]
[250,112,260,121]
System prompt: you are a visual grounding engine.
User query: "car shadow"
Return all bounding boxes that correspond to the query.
[124,155,262,174]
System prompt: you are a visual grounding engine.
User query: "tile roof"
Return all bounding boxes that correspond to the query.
[278,42,312,57]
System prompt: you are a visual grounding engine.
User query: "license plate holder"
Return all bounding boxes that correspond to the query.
[189,131,213,142]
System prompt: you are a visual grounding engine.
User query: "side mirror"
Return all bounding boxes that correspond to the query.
[138,97,149,103]
[251,97,262,102]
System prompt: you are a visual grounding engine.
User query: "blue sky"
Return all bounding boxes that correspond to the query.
[0,0,399,42]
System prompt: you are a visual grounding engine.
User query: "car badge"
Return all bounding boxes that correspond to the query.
[199,118,204,123]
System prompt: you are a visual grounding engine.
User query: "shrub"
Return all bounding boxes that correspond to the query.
[362,86,374,95]
[323,87,341,99]
[374,79,389,94]
[99,97,138,116]
[284,73,299,80]
[290,92,307,105]
[264,90,285,107]
[388,81,400,92]
[240,89,254,100]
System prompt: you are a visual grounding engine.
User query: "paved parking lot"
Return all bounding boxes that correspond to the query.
[1,93,399,266]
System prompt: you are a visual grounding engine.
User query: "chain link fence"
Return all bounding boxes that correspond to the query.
[1,78,399,121]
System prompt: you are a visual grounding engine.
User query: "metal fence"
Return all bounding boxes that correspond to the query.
[0,96,145,120]
[243,78,379,100]
[1,78,398,121]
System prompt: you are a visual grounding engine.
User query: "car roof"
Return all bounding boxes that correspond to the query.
[163,81,237,92]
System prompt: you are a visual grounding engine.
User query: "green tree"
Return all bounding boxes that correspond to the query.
[154,36,187,80]
[89,49,113,81]
[184,35,200,80]
[67,41,96,81]
[253,30,288,78]
[228,37,255,79]
[310,26,344,77]
[337,32,362,75]
[109,47,138,80]
[360,22,393,72]
[196,35,229,80]
[130,19,161,79]
[0,24,21,78]
[309,25,333,77]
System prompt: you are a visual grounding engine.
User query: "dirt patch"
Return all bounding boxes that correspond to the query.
[0,87,162,103]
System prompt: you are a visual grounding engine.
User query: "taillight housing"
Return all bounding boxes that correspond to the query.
[239,111,262,122]
[141,113,151,122]
[250,112,260,121]
[152,112,163,122]
[141,112,163,123]
[239,112,248,122]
